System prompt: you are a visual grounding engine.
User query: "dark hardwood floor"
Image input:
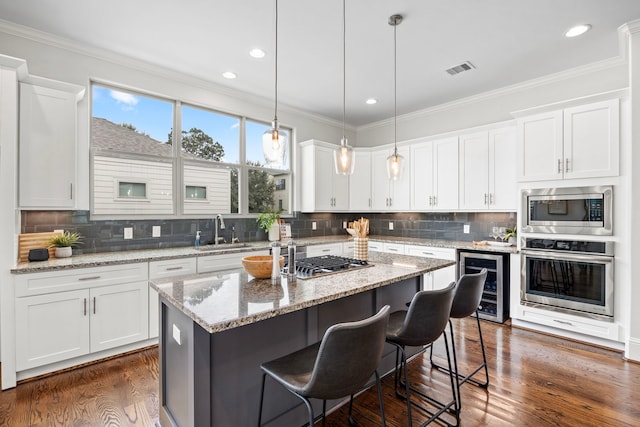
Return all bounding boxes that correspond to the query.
[1,318,639,426]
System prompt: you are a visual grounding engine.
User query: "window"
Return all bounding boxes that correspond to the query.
[91,83,292,218]
[118,182,147,198]
[185,185,207,200]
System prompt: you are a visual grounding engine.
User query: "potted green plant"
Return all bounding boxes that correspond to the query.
[48,231,82,258]
[257,209,283,241]
[504,226,517,245]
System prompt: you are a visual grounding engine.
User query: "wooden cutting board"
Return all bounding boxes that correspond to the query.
[18,232,61,262]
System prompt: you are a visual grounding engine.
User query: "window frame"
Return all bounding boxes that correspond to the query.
[89,81,293,220]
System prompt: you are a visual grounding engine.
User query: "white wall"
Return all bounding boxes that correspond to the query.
[0,25,356,213]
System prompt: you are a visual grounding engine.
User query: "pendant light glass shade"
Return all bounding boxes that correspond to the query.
[263,0,286,167]
[333,0,355,175]
[262,120,287,166]
[387,14,403,181]
[386,146,404,180]
[334,137,355,175]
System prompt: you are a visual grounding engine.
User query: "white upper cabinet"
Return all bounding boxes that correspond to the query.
[19,80,85,209]
[348,150,372,211]
[300,140,349,212]
[411,137,458,211]
[459,127,517,210]
[517,99,619,182]
[371,146,411,211]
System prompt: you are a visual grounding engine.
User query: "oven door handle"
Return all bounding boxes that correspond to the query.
[521,250,613,264]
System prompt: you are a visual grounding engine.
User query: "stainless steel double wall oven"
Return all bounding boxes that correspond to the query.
[520,185,614,321]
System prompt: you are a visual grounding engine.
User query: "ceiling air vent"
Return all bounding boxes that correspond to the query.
[445,61,476,76]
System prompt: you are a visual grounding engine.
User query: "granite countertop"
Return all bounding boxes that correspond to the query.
[150,251,456,334]
[12,234,516,273]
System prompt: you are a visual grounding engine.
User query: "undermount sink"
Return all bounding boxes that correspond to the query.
[195,242,249,252]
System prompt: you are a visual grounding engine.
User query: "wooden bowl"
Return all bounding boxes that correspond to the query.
[241,255,284,279]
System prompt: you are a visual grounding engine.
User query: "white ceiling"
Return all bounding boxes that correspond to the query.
[1,0,639,127]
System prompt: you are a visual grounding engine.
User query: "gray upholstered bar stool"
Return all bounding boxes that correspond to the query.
[257,305,390,427]
[386,283,458,427]
[430,268,489,407]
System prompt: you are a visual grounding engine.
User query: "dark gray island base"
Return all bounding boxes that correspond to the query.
[152,252,456,427]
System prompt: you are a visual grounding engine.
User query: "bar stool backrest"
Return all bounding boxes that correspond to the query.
[302,305,390,400]
[450,268,488,319]
[396,282,456,347]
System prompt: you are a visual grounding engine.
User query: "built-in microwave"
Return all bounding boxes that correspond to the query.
[521,186,612,236]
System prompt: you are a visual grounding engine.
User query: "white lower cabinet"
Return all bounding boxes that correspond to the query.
[15,263,149,371]
[405,245,456,290]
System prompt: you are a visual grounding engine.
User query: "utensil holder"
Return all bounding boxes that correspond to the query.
[354,237,368,261]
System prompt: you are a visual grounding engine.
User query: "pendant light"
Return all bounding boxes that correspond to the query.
[333,0,355,175]
[387,14,404,181]
[263,0,287,167]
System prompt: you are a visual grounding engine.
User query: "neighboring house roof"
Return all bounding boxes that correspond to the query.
[92,117,174,156]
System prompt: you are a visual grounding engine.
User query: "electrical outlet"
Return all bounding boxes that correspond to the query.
[152,226,161,237]
[124,227,133,239]
[389,222,394,231]
[53,229,64,234]
[343,221,347,229]
[464,224,470,234]
[312,221,317,230]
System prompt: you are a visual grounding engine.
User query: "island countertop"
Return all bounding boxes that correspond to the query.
[151,251,455,334]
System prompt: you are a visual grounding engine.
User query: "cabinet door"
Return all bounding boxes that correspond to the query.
[489,127,517,210]
[16,290,90,370]
[459,131,489,210]
[90,282,149,352]
[411,142,435,210]
[371,150,392,210]
[433,137,459,210]
[19,83,78,208]
[349,150,372,210]
[433,265,457,290]
[563,99,619,179]
[517,111,563,181]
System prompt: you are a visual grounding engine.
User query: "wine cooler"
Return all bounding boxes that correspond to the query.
[458,251,510,323]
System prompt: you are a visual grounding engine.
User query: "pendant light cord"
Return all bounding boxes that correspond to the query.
[274,0,279,124]
[393,17,397,155]
[342,0,346,143]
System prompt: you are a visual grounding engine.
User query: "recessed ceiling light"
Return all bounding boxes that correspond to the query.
[565,24,591,38]
[366,98,378,105]
[249,48,266,58]
[222,71,237,79]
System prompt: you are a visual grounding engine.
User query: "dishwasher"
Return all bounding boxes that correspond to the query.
[458,251,510,323]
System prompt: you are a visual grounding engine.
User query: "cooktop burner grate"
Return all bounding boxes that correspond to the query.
[294,255,369,279]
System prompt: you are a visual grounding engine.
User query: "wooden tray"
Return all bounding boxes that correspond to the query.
[18,232,61,262]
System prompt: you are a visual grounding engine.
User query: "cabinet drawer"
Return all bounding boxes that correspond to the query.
[15,263,149,297]
[405,245,456,260]
[368,241,383,252]
[519,306,620,341]
[307,243,343,257]
[149,258,197,280]
[197,251,268,274]
[383,243,405,254]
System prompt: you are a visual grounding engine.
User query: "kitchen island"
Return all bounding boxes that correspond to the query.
[151,251,455,427]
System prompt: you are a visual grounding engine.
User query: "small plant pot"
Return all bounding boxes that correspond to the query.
[55,246,72,258]
[268,223,280,242]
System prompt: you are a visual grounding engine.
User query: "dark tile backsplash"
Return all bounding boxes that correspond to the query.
[21,210,517,254]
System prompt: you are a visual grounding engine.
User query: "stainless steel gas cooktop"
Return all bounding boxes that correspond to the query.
[293,255,370,279]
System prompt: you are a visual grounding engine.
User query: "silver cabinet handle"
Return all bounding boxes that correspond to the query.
[389,197,392,207]
[93,297,96,314]
[78,276,101,281]
[565,158,569,173]
[166,266,183,271]
[428,195,432,206]
[484,193,488,205]
[321,248,331,252]
[368,198,371,208]
[553,319,573,326]
[83,298,87,316]
[489,193,494,205]
[70,183,73,200]
[557,159,562,173]
[421,252,435,256]
[433,196,437,206]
